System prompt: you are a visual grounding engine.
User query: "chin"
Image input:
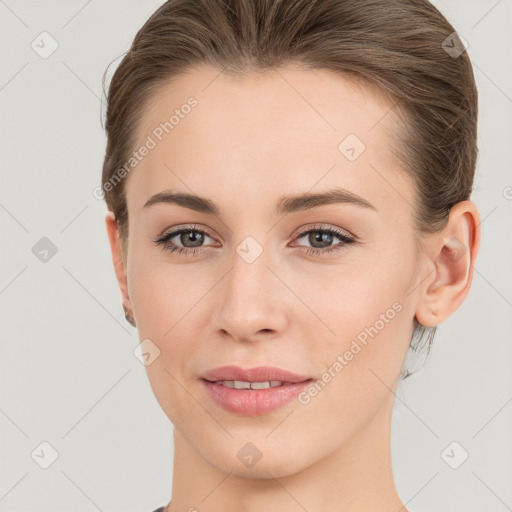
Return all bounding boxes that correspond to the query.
[202,437,316,479]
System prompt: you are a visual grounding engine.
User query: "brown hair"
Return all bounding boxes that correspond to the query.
[101,0,478,376]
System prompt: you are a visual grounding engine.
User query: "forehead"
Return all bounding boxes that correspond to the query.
[126,63,410,216]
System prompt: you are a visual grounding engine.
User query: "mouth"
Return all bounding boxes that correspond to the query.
[199,368,315,416]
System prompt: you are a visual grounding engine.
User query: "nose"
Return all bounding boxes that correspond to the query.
[212,240,289,343]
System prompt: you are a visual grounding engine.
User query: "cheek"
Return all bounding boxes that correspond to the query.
[127,250,205,362]
[300,246,415,387]
[127,246,197,336]
[128,257,200,423]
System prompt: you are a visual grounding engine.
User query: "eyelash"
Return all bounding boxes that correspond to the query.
[153,224,357,257]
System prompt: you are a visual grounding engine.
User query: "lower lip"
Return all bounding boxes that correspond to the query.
[201,379,313,416]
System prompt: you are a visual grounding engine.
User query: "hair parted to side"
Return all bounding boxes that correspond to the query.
[101,0,478,377]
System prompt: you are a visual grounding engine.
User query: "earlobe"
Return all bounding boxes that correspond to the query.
[105,212,135,325]
[415,201,481,328]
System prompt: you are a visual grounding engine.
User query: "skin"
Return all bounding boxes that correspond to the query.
[105,63,480,512]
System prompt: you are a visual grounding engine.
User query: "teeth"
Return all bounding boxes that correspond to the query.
[220,380,284,389]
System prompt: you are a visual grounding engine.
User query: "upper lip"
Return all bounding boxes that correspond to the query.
[201,365,312,383]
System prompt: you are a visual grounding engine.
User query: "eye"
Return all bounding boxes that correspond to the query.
[153,223,358,257]
[153,225,218,256]
[290,224,358,256]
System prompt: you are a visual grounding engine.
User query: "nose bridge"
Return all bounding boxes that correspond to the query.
[213,234,288,340]
[229,237,272,299]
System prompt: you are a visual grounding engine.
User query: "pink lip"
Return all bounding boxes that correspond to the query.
[200,365,314,416]
[201,365,312,383]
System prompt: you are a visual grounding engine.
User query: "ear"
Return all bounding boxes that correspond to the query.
[105,211,132,314]
[415,200,481,327]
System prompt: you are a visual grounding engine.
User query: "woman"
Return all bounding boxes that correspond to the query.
[101,0,480,510]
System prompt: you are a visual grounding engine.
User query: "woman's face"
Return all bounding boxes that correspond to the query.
[116,64,425,477]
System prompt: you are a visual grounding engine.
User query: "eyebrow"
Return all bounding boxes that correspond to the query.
[142,187,377,215]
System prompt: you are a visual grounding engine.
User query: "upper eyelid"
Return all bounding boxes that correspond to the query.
[161,224,215,238]
[295,224,354,238]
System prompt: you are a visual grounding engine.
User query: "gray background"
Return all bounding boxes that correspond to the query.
[1,1,511,511]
